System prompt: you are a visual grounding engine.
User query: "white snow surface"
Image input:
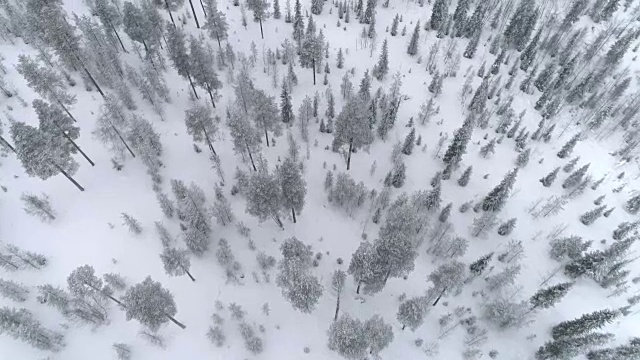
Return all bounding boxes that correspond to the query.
[1,0,639,359]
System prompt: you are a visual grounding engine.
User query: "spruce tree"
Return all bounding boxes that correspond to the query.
[333,97,374,170]
[401,128,416,155]
[625,194,640,214]
[469,253,493,277]
[430,0,448,31]
[551,309,620,339]
[439,203,453,222]
[311,0,324,14]
[458,166,472,187]
[122,276,185,330]
[390,14,400,36]
[482,169,519,212]
[540,167,560,187]
[443,118,473,170]
[557,133,581,159]
[468,78,489,114]
[278,157,307,223]
[530,282,573,310]
[407,22,420,56]
[563,156,580,173]
[280,82,295,125]
[580,206,606,225]
[497,218,517,236]
[562,164,590,189]
[372,39,389,80]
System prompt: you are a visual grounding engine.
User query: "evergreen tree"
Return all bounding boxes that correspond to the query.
[482,168,519,212]
[0,307,64,351]
[189,36,222,108]
[278,157,307,223]
[562,164,590,189]
[390,14,400,36]
[20,193,56,222]
[276,237,323,312]
[397,296,428,330]
[612,221,638,240]
[536,333,614,360]
[246,169,284,228]
[10,122,83,191]
[580,206,606,225]
[428,261,466,305]
[463,30,481,58]
[625,194,640,214]
[451,0,470,36]
[280,82,295,125]
[391,162,406,188]
[407,22,420,56]
[443,118,473,169]
[563,156,580,173]
[160,247,195,281]
[364,315,394,356]
[401,128,416,155]
[246,0,270,38]
[273,0,281,18]
[311,0,324,14]
[171,180,211,255]
[292,0,305,48]
[458,166,472,187]
[551,309,620,339]
[468,78,489,114]
[530,282,573,310]
[372,39,389,80]
[430,0,448,31]
[251,89,282,146]
[331,270,346,320]
[166,24,199,99]
[479,138,496,157]
[333,97,374,170]
[336,48,345,69]
[469,252,493,277]
[540,167,560,187]
[328,314,368,359]
[497,218,517,236]
[439,203,453,222]
[184,103,219,156]
[558,134,581,159]
[122,276,185,330]
[503,0,538,50]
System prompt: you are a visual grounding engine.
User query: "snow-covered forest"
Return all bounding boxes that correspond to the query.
[1,0,640,358]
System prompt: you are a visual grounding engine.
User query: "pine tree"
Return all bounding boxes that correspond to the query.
[166,25,199,99]
[276,237,323,312]
[333,97,374,170]
[246,169,284,228]
[536,332,614,359]
[457,166,472,187]
[292,0,305,48]
[479,139,496,157]
[20,193,56,222]
[503,0,538,50]
[443,118,473,169]
[401,128,416,155]
[482,169,519,212]
[390,14,400,36]
[428,261,466,305]
[311,0,324,14]
[612,221,639,240]
[10,122,83,191]
[469,253,493,277]
[364,315,394,356]
[563,156,580,173]
[336,48,345,69]
[468,78,489,114]
[331,270,346,321]
[530,282,573,310]
[557,134,580,159]
[407,22,420,55]
[516,148,531,168]
[280,82,295,125]
[122,276,185,330]
[439,203,453,222]
[189,36,222,108]
[184,103,218,156]
[497,218,517,236]
[562,164,590,189]
[551,309,620,339]
[373,39,389,80]
[625,194,640,214]
[160,247,195,281]
[580,206,607,225]
[397,296,428,330]
[463,30,481,58]
[328,314,368,358]
[278,157,306,223]
[430,0,448,30]
[0,307,64,351]
[540,167,560,187]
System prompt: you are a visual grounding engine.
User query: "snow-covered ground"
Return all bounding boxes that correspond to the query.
[1,0,640,359]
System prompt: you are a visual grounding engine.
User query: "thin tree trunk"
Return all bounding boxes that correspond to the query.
[165,313,186,329]
[199,0,208,17]
[312,57,316,85]
[0,135,16,153]
[165,0,176,27]
[110,123,136,157]
[183,268,196,282]
[142,40,149,53]
[110,22,127,52]
[57,101,77,122]
[264,123,270,147]
[0,256,19,270]
[187,73,199,99]
[291,207,297,223]
[202,126,217,156]
[432,288,446,306]
[259,18,264,39]
[356,281,361,294]
[334,293,340,321]
[215,31,222,50]
[402,324,406,330]
[82,63,106,99]
[188,0,201,28]
[346,137,354,170]
[207,86,217,108]
[53,164,85,191]
[245,141,257,171]
[61,132,95,166]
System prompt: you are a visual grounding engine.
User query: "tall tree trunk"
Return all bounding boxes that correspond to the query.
[183,267,196,282]
[0,256,19,270]
[82,64,106,99]
[57,101,77,122]
[207,86,216,108]
[110,22,127,52]
[402,324,406,330]
[61,132,95,166]
[188,0,201,28]
[186,73,199,99]
[245,141,257,171]
[53,164,85,191]
[259,18,264,39]
[291,207,297,223]
[312,58,316,85]
[0,135,16,153]
[164,313,186,329]
[356,281,361,294]
[334,293,341,321]
[264,123,270,147]
[142,39,149,53]
[346,137,354,170]
[164,0,176,27]
[199,0,208,17]
[202,126,217,156]
[110,123,136,157]
[432,288,446,306]
[215,31,222,50]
